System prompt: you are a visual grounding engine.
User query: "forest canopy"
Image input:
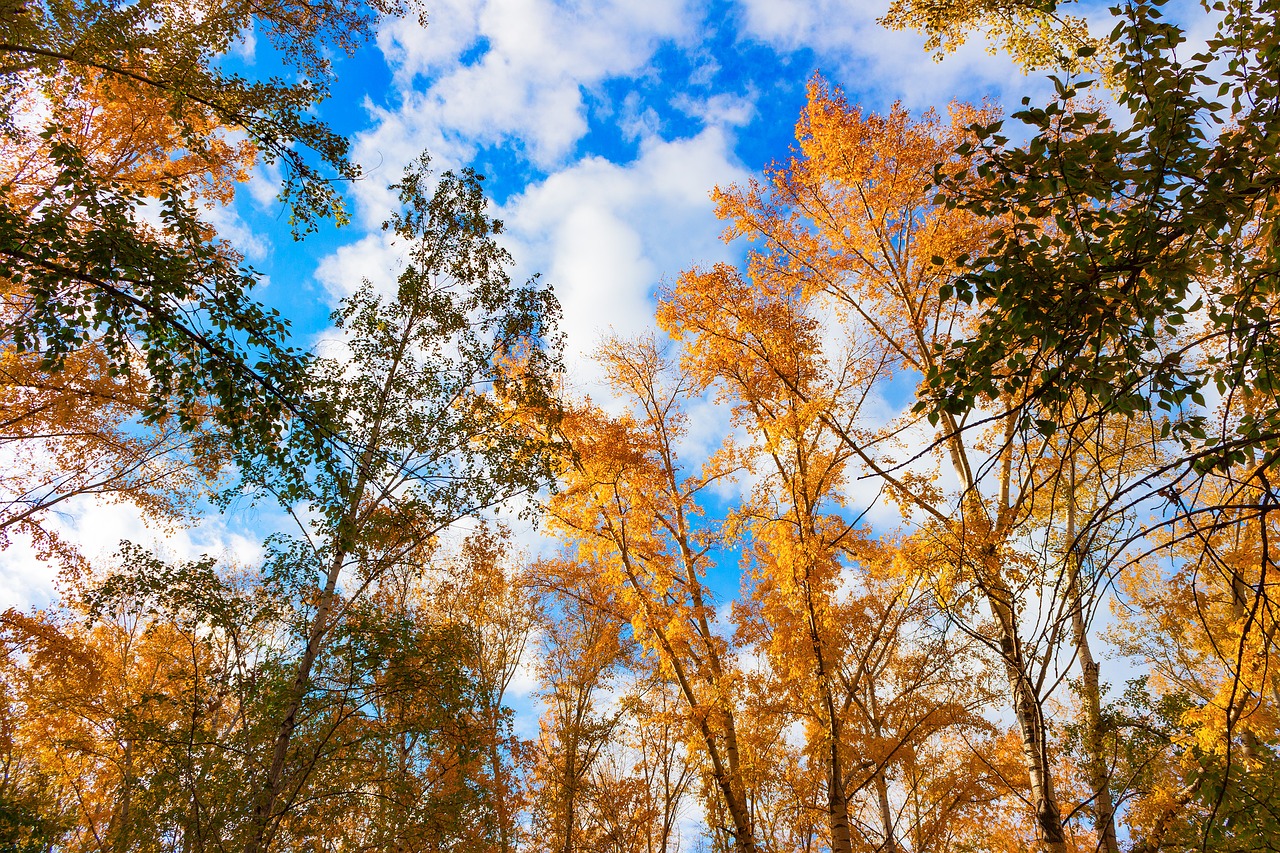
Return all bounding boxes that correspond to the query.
[3,0,1280,852]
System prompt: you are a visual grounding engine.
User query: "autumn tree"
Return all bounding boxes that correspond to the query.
[526,554,632,853]
[0,546,282,853]
[656,226,982,851]
[548,338,760,853]
[668,205,864,852]
[892,0,1280,845]
[430,524,541,853]
[1104,462,1280,851]
[0,528,532,853]
[0,0,429,519]
[879,0,1106,72]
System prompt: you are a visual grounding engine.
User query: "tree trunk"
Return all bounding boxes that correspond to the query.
[990,594,1066,853]
[560,706,581,850]
[244,544,347,853]
[866,684,898,853]
[1070,587,1120,853]
[488,708,514,853]
[1012,670,1067,853]
[108,739,133,853]
[961,453,1065,853]
[829,753,855,853]
[716,708,757,853]
[873,770,898,853]
[243,330,406,853]
[1064,477,1120,853]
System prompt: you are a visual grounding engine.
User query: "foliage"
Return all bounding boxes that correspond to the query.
[925,0,1280,474]
[880,0,1108,72]
[0,0,420,471]
[0,332,216,562]
[0,534,515,853]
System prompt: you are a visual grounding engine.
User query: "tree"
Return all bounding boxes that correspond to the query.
[659,231,992,851]
[0,0,420,473]
[526,554,634,853]
[240,158,561,853]
[925,0,1280,498]
[0,531,523,853]
[0,337,217,565]
[901,1,1280,844]
[879,0,1106,72]
[1107,467,1280,851]
[1,108,560,853]
[548,338,759,853]
[0,546,281,853]
[432,525,540,853]
[296,549,501,853]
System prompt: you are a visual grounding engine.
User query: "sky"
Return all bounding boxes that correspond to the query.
[1,0,1120,638]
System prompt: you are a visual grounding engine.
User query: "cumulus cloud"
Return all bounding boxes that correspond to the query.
[496,126,748,392]
[733,0,1058,109]
[349,0,704,223]
[205,202,271,263]
[313,230,408,301]
[0,496,268,612]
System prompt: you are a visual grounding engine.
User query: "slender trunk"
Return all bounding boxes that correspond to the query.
[1010,663,1067,853]
[558,677,603,853]
[243,317,414,853]
[988,589,1065,853]
[1065,485,1120,853]
[804,582,852,853]
[245,544,347,853]
[109,740,133,853]
[683,591,754,852]
[828,739,855,853]
[489,707,513,853]
[873,770,897,853]
[866,685,898,853]
[560,727,578,853]
[956,421,1064,853]
[1069,573,1119,853]
[709,698,756,853]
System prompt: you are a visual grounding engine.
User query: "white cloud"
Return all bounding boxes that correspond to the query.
[350,0,704,221]
[246,160,283,209]
[229,22,257,64]
[733,0,1056,109]
[496,126,748,393]
[672,90,755,128]
[205,203,270,262]
[0,496,268,612]
[313,230,408,301]
[0,533,52,611]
